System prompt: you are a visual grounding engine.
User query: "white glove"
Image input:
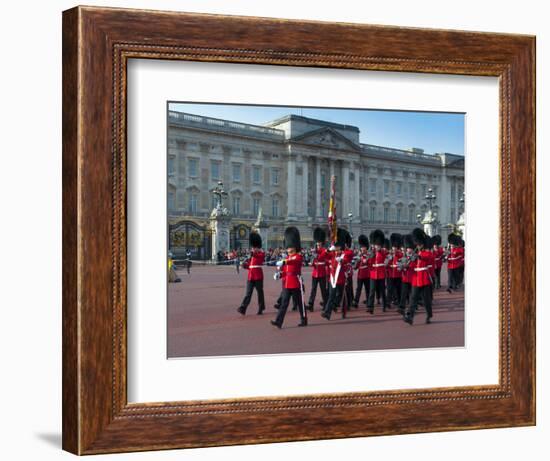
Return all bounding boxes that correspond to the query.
[336,255,343,263]
[273,272,281,280]
[276,260,284,267]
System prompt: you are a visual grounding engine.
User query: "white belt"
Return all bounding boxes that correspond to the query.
[448,257,461,261]
[248,265,262,268]
[414,267,429,272]
[359,266,368,269]
[435,257,442,260]
[390,264,398,268]
[314,262,326,265]
[372,263,385,267]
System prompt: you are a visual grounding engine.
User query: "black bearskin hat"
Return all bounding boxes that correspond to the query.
[412,227,428,248]
[284,226,301,251]
[383,238,390,250]
[313,227,326,244]
[433,234,442,246]
[425,235,433,249]
[249,232,262,249]
[404,234,415,249]
[358,234,369,249]
[370,229,385,246]
[448,233,459,246]
[390,233,403,248]
[334,228,347,248]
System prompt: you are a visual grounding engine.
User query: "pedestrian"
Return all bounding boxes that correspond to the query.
[353,234,370,308]
[306,227,328,311]
[234,250,240,274]
[185,249,192,275]
[271,227,307,328]
[237,232,265,315]
[404,228,434,325]
[366,229,390,313]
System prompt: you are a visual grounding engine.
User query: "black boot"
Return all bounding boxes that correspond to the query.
[270,320,282,329]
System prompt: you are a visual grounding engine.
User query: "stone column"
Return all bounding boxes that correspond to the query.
[315,157,322,218]
[210,209,231,261]
[342,160,350,219]
[301,154,309,217]
[287,149,297,220]
[438,169,451,239]
[354,162,361,221]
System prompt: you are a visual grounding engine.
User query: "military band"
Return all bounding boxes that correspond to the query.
[231,224,464,329]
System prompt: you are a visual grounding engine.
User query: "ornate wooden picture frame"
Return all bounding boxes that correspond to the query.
[62,6,535,455]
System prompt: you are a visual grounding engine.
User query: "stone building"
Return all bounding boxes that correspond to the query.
[168,110,464,259]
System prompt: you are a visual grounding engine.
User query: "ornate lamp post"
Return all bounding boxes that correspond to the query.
[421,188,439,237]
[211,181,228,209]
[347,212,354,238]
[457,192,465,240]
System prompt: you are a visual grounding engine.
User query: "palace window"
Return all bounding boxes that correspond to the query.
[211,160,220,180]
[421,184,427,197]
[168,191,175,211]
[232,163,241,182]
[252,198,261,216]
[271,168,280,185]
[252,165,261,183]
[321,171,327,188]
[451,184,456,203]
[408,207,415,224]
[396,182,402,196]
[168,157,175,175]
[232,196,241,215]
[396,207,402,223]
[409,182,416,198]
[384,180,390,196]
[272,198,279,217]
[189,193,198,214]
[369,179,377,194]
[369,205,376,222]
[188,158,198,178]
[383,206,389,223]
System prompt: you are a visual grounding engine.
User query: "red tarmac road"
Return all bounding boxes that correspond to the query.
[168,264,464,358]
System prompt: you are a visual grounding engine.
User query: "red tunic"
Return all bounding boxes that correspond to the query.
[242,249,264,281]
[434,247,444,269]
[311,247,328,278]
[369,248,388,280]
[281,253,303,289]
[388,249,403,279]
[328,251,346,287]
[447,247,463,270]
[412,250,434,287]
[343,248,354,280]
[355,253,370,280]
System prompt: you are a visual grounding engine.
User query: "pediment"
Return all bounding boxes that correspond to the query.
[290,127,360,151]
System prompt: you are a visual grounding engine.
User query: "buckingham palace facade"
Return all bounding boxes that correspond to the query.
[168,110,464,257]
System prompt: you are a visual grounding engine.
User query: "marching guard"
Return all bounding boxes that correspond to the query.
[237,232,265,315]
[446,233,464,292]
[404,228,434,325]
[321,228,347,320]
[353,234,370,308]
[398,234,415,315]
[306,227,328,311]
[271,227,308,329]
[387,233,403,306]
[367,229,390,313]
[432,234,444,289]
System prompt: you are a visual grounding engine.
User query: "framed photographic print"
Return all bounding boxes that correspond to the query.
[62,5,535,455]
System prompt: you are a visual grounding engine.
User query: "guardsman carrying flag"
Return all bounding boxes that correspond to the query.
[271,227,307,329]
[237,232,265,315]
[306,227,328,311]
[321,228,347,320]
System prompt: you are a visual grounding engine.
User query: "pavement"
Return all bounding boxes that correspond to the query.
[167,264,464,358]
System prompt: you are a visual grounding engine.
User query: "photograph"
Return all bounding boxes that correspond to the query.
[167,103,466,358]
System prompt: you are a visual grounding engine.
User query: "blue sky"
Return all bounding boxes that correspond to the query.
[169,102,464,156]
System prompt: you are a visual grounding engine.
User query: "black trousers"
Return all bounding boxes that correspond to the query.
[354,278,370,305]
[434,267,442,288]
[399,282,411,311]
[308,276,328,307]
[275,291,299,310]
[407,285,433,320]
[275,288,305,326]
[323,284,344,319]
[387,277,402,305]
[239,279,265,313]
[457,266,464,286]
[448,268,459,289]
[345,277,354,308]
[367,279,388,309]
